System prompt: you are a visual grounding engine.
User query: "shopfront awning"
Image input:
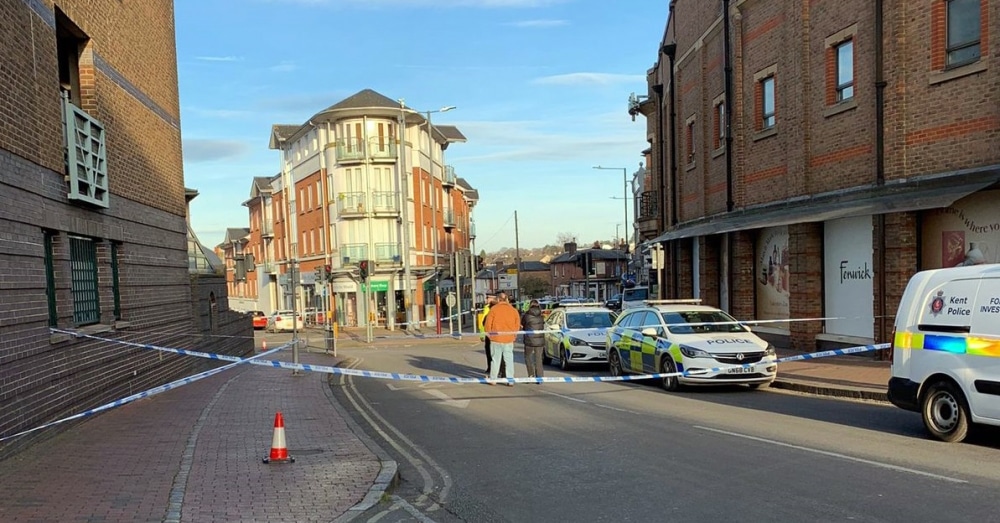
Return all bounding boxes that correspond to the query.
[652,168,1000,243]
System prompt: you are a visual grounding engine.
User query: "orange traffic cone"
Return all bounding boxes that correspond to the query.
[261,340,267,352]
[263,412,294,464]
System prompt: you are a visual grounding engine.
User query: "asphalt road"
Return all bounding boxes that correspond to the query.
[328,337,1000,523]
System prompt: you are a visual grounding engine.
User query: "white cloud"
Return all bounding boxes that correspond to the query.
[195,56,243,62]
[508,19,568,28]
[183,139,252,163]
[533,72,646,87]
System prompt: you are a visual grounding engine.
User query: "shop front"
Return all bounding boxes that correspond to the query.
[822,215,875,343]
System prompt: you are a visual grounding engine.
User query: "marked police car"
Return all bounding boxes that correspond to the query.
[542,303,617,370]
[606,300,777,391]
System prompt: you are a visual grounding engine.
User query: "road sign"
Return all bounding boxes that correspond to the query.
[446,293,457,307]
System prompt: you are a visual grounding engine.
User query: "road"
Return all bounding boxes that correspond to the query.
[328,336,1000,522]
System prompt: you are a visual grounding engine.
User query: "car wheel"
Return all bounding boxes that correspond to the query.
[542,345,552,366]
[609,350,623,377]
[660,356,679,392]
[921,380,970,443]
[560,348,572,371]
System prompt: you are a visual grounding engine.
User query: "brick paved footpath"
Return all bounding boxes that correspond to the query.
[0,350,382,523]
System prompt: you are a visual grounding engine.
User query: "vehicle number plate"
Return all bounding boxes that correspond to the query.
[726,366,754,374]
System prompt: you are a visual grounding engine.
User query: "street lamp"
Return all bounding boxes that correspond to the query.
[593,166,629,253]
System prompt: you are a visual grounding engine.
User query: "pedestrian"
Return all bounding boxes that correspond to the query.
[477,295,503,375]
[483,292,520,386]
[521,299,545,381]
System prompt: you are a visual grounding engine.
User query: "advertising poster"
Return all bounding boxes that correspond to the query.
[921,190,1000,270]
[823,216,874,338]
[755,226,790,322]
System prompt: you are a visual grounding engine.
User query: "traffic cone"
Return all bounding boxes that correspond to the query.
[261,340,267,352]
[263,412,294,464]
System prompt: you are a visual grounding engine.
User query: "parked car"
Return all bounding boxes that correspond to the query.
[267,310,304,333]
[542,304,617,370]
[605,294,622,311]
[249,310,267,330]
[606,300,777,391]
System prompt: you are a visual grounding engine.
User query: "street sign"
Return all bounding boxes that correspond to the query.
[362,280,389,292]
[446,293,457,307]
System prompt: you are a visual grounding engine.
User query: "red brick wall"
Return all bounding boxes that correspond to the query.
[789,223,824,349]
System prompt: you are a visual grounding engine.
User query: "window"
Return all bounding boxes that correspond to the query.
[713,100,726,150]
[111,242,121,320]
[947,0,981,66]
[835,40,854,101]
[70,236,100,326]
[761,76,775,129]
[685,117,696,163]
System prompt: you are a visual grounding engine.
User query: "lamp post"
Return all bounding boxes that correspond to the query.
[593,166,629,253]
[425,106,456,275]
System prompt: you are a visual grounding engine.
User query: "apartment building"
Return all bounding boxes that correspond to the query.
[550,243,630,301]
[631,0,998,351]
[238,89,477,328]
[0,1,251,458]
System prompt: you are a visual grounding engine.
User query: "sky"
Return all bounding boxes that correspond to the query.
[176,0,669,252]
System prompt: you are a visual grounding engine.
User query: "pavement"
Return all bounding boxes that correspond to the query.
[0,326,891,522]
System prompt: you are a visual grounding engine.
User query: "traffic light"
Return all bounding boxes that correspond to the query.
[324,264,332,282]
[476,255,484,272]
[314,265,325,282]
[359,259,369,280]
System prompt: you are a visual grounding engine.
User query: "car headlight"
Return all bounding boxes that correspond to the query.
[569,336,590,346]
[765,343,777,357]
[679,345,712,359]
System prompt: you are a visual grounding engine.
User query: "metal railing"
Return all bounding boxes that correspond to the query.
[261,222,274,237]
[443,165,457,186]
[469,221,476,239]
[368,137,397,161]
[341,244,368,265]
[337,192,366,215]
[443,209,456,227]
[375,243,401,263]
[371,191,399,213]
[335,138,365,163]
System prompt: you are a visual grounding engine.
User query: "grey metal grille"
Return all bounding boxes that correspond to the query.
[70,236,100,325]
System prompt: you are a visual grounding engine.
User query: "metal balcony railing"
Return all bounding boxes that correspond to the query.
[341,244,368,265]
[443,165,457,187]
[335,138,365,163]
[337,192,366,216]
[443,210,456,228]
[638,191,659,219]
[368,137,398,161]
[371,191,399,214]
[261,222,274,237]
[261,261,275,273]
[375,243,401,264]
[469,221,476,239]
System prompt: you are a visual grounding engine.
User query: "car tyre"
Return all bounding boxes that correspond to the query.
[609,350,623,377]
[660,356,680,392]
[921,380,970,443]
[542,348,552,366]
[560,348,572,371]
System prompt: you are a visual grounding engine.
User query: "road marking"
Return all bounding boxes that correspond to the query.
[425,389,470,408]
[542,391,588,403]
[386,383,401,391]
[594,403,639,414]
[694,426,967,484]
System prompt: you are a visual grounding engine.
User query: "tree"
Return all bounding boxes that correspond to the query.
[556,233,576,246]
[521,275,549,298]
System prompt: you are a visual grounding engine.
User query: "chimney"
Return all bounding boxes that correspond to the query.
[564,242,577,254]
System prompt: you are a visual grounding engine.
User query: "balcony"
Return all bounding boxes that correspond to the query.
[469,221,476,239]
[368,137,397,162]
[261,261,276,273]
[341,243,368,266]
[442,165,457,188]
[375,243,402,265]
[62,93,108,208]
[261,222,274,238]
[336,192,366,217]
[443,210,456,229]
[371,191,399,215]
[335,138,365,164]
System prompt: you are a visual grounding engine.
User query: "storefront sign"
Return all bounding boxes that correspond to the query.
[331,281,355,293]
[823,216,874,338]
[362,280,389,292]
[921,190,1000,270]
[754,226,790,322]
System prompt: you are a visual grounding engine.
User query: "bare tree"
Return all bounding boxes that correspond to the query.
[556,232,576,245]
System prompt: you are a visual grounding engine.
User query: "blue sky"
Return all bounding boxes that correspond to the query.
[176,0,668,252]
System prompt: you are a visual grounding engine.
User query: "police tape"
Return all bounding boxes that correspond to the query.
[52,329,890,386]
[0,341,290,442]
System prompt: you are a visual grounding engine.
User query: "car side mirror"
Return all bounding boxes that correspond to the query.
[641,327,659,337]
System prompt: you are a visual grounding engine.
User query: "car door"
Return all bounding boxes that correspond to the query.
[609,311,633,372]
[544,310,564,359]
[634,312,661,374]
[620,312,646,373]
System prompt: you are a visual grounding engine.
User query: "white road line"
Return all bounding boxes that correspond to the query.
[593,403,640,414]
[424,389,470,408]
[542,391,588,403]
[694,425,967,484]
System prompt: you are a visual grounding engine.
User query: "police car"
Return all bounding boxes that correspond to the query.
[542,303,617,370]
[605,300,777,391]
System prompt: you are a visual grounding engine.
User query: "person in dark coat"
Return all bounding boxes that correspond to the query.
[520,300,546,380]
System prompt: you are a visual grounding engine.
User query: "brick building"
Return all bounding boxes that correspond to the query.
[630,0,998,351]
[549,243,630,301]
[0,1,251,458]
[238,89,478,329]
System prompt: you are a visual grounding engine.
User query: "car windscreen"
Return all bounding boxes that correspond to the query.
[566,312,615,330]
[662,311,748,334]
[624,288,648,301]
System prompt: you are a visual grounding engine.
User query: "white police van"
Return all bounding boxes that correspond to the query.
[888,264,1000,442]
[621,285,650,310]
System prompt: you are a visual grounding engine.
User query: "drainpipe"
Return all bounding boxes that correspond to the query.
[662,38,679,298]
[723,0,734,212]
[652,81,665,299]
[874,0,888,353]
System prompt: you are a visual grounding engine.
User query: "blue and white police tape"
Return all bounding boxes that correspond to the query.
[0,342,289,442]
[53,330,889,386]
